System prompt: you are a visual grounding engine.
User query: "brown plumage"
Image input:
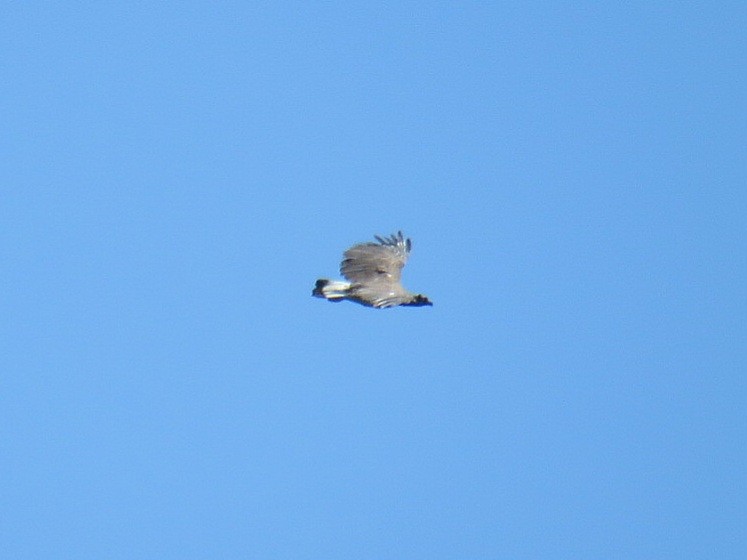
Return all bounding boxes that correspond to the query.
[312,231,432,309]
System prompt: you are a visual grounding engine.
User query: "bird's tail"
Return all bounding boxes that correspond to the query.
[312,279,351,301]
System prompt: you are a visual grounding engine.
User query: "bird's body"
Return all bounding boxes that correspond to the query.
[312,231,432,309]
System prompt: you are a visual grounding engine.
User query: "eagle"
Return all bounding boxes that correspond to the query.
[312,231,432,309]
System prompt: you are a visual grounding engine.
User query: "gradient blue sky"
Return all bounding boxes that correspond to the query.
[2,3,745,558]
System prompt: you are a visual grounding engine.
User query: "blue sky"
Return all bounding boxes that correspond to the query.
[1,2,745,558]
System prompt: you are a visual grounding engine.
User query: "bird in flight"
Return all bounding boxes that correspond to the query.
[312,231,432,309]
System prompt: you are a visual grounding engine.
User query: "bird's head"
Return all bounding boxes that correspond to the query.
[405,294,433,307]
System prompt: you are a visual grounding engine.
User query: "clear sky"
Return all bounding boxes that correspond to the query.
[2,3,745,558]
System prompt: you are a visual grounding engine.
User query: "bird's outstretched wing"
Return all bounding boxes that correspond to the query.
[340,231,411,285]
